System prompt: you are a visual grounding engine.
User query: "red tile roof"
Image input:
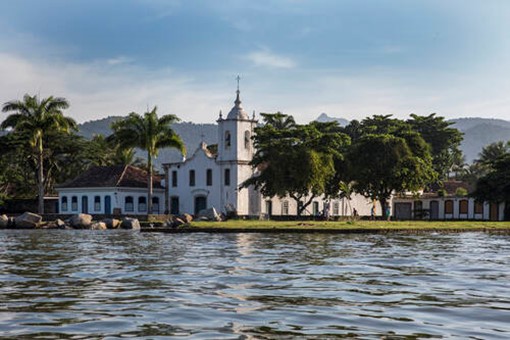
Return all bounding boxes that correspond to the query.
[57,165,163,189]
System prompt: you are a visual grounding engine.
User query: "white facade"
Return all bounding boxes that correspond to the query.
[393,196,506,221]
[57,187,165,215]
[163,89,384,218]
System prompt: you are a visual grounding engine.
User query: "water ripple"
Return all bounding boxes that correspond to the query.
[0,230,509,338]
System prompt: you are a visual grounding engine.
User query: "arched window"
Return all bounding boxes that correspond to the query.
[206,169,212,186]
[138,197,147,212]
[152,197,160,214]
[125,196,134,212]
[61,196,68,212]
[244,130,251,149]
[281,201,289,215]
[475,201,484,214]
[224,168,230,186]
[444,200,453,214]
[94,196,101,211]
[189,170,195,186]
[71,196,78,211]
[459,200,468,214]
[225,131,231,148]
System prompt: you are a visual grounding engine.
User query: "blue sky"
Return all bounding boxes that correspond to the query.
[1,0,509,123]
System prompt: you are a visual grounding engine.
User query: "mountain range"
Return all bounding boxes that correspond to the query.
[74,114,510,168]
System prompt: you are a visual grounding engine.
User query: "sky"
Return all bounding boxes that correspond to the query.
[1,0,510,124]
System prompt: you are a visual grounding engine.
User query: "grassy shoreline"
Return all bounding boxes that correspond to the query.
[141,219,510,233]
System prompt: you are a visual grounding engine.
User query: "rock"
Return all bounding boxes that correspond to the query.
[181,213,193,224]
[173,217,186,228]
[120,217,140,230]
[103,218,120,229]
[0,214,8,228]
[91,222,107,230]
[56,219,67,229]
[14,212,42,229]
[197,216,210,221]
[69,214,93,229]
[197,207,221,222]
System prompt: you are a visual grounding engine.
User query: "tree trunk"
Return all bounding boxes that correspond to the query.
[38,148,44,215]
[147,153,153,215]
[379,198,387,220]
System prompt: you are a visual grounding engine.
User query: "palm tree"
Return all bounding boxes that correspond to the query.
[2,94,76,214]
[110,106,185,214]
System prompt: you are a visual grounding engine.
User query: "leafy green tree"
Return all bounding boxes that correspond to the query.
[472,153,510,220]
[408,113,463,180]
[243,113,349,216]
[1,94,76,213]
[476,141,510,168]
[109,106,185,214]
[344,115,436,218]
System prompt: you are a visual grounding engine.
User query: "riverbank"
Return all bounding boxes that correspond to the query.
[141,219,510,233]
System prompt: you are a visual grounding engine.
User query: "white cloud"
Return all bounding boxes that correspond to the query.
[246,50,297,69]
[0,53,230,124]
[106,56,134,66]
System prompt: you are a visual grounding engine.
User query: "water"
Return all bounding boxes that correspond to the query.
[0,230,509,339]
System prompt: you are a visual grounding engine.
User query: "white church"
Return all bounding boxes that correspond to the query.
[162,86,378,218]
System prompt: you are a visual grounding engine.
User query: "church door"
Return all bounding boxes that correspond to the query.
[194,196,207,215]
[104,196,111,215]
[429,200,439,220]
[265,200,272,218]
[82,196,88,214]
[170,197,179,215]
[490,203,499,221]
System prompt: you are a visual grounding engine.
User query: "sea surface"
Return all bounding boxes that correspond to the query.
[0,230,509,339]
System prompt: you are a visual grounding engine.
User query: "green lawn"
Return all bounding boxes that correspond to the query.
[189,219,510,230]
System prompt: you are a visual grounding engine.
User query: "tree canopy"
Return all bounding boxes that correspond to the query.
[109,106,185,214]
[343,115,437,217]
[407,113,463,180]
[243,113,350,215]
[1,94,76,213]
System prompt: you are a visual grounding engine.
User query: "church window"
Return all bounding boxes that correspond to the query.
[138,197,147,212]
[71,196,78,211]
[125,196,134,212]
[475,201,484,214]
[206,169,212,186]
[189,170,195,187]
[94,196,101,211]
[224,168,230,186]
[172,171,178,187]
[444,200,453,214]
[459,200,468,214]
[225,131,231,148]
[244,130,251,149]
[61,196,68,212]
[282,201,289,215]
[333,201,339,215]
[152,197,160,214]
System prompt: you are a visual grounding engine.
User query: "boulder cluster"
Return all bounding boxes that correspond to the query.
[160,207,222,228]
[0,212,141,230]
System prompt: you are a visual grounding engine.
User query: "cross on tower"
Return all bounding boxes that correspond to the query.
[236,75,241,91]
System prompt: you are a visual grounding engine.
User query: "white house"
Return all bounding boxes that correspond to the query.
[56,165,164,215]
[162,87,382,218]
[392,181,507,221]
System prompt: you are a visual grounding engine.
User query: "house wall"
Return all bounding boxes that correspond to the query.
[393,197,506,221]
[57,187,165,215]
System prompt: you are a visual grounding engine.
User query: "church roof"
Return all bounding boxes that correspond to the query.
[226,89,250,120]
[57,165,163,189]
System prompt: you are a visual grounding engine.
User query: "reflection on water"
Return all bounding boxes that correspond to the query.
[0,230,509,339]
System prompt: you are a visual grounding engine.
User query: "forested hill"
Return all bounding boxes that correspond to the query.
[77,116,217,169]
[76,114,510,168]
[316,114,510,163]
[449,118,510,162]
